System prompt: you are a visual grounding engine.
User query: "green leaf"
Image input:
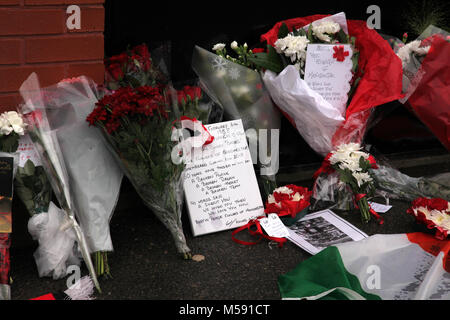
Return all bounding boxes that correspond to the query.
[278,23,289,39]
[307,24,314,42]
[23,159,36,176]
[247,45,284,73]
[336,29,349,44]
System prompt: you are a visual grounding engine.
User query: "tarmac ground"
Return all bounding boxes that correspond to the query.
[8,161,450,301]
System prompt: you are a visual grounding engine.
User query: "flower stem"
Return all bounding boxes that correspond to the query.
[358,198,371,224]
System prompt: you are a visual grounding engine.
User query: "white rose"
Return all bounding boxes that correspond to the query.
[212,43,226,51]
[230,41,238,50]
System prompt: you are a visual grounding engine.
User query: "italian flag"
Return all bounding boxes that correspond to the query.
[279,233,450,300]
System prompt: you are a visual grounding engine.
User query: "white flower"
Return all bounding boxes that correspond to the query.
[353,172,373,187]
[292,192,304,202]
[312,20,341,43]
[212,43,226,51]
[230,41,238,50]
[338,158,362,173]
[336,142,361,153]
[273,186,294,195]
[274,34,310,63]
[396,40,430,67]
[413,206,450,232]
[0,111,26,136]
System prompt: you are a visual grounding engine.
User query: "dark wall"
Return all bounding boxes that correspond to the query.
[104,0,425,82]
[103,0,449,160]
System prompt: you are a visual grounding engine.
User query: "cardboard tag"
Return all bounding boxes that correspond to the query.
[368,202,392,213]
[259,213,290,238]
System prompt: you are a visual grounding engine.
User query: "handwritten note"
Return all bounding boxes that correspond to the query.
[304,44,353,113]
[183,119,264,236]
[18,134,41,167]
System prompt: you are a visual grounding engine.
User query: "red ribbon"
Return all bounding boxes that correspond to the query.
[354,193,384,225]
[231,214,288,248]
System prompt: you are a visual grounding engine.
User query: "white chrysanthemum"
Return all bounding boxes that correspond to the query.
[336,142,361,153]
[312,20,341,43]
[352,172,373,187]
[414,206,450,231]
[396,40,430,67]
[212,43,226,51]
[292,192,304,202]
[273,186,294,195]
[274,34,310,63]
[338,159,362,173]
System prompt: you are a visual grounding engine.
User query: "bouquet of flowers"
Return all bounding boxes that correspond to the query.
[407,197,450,240]
[88,44,213,259]
[313,143,381,224]
[19,73,100,291]
[265,185,312,226]
[388,25,450,150]
[105,43,169,90]
[212,12,403,157]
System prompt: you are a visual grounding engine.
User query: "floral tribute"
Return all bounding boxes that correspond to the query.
[88,44,212,260]
[314,143,382,224]
[265,185,312,219]
[407,198,450,240]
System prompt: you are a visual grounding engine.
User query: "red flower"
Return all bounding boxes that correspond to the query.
[333,45,350,62]
[177,86,202,105]
[252,47,265,53]
[264,185,312,218]
[367,155,378,169]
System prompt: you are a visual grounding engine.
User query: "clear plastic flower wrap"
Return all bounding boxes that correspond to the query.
[191,45,281,197]
[19,72,100,291]
[24,75,123,278]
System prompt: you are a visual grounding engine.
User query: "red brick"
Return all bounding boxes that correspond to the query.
[67,6,104,33]
[0,93,23,111]
[66,61,104,84]
[25,34,104,63]
[0,8,65,36]
[0,0,21,5]
[0,39,22,64]
[25,0,104,4]
[65,0,104,4]
[0,64,65,93]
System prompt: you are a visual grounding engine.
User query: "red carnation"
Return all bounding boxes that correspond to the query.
[333,45,350,62]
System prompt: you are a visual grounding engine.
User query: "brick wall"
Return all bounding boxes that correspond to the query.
[0,0,105,112]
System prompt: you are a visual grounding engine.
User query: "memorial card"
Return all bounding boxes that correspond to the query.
[184,119,264,236]
[304,43,354,113]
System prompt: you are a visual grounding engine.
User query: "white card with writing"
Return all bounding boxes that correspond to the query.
[183,119,264,236]
[304,44,353,115]
[368,202,392,213]
[260,214,290,238]
[17,134,42,167]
